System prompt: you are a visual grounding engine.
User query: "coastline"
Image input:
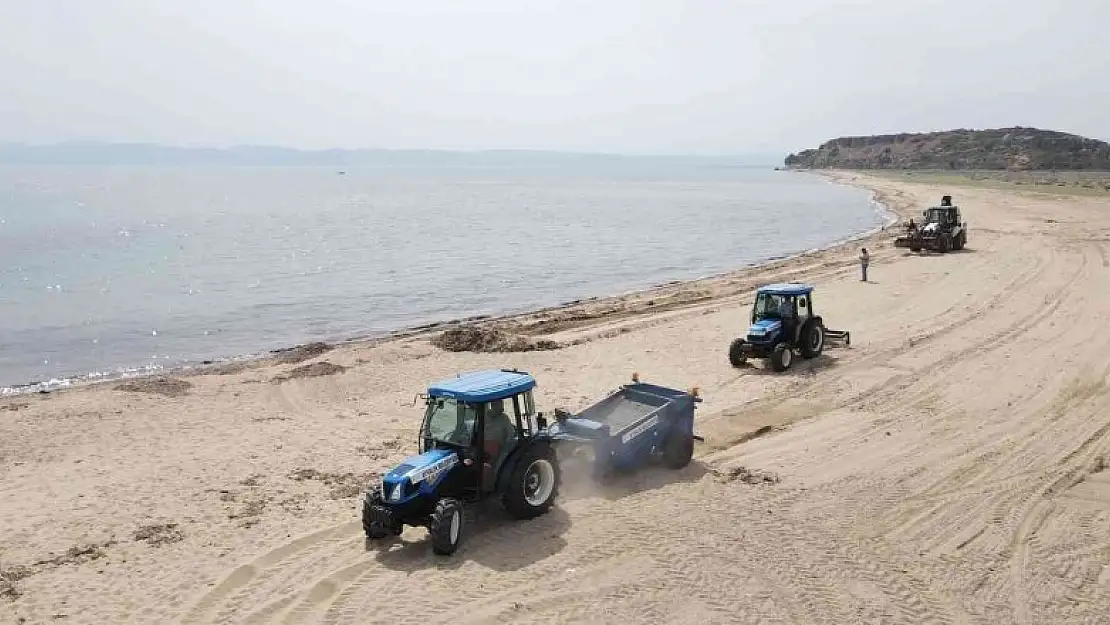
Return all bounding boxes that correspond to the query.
[1,170,902,397]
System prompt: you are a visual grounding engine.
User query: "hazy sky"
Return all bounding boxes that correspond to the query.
[2,0,1107,155]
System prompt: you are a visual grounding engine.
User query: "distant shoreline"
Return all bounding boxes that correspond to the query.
[0,142,782,168]
[1,170,895,398]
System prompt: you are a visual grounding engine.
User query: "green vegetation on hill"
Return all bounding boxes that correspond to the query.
[784,127,1110,171]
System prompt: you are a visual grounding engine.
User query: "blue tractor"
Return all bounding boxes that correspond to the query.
[727,283,850,372]
[361,369,560,556]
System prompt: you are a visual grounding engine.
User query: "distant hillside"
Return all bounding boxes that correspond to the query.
[784,127,1110,170]
[0,142,778,168]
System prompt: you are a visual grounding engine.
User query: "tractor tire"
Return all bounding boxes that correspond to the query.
[502,445,560,520]
[660,429,695,470]
[361,488,399,540]
[428,498,464,556]
[770,343,793,372]
[728,338,748,367]
[938,236,951,253]
[800,322,825,359]
[953,232,966,251]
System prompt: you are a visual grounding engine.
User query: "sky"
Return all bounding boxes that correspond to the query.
[1,0,1108,156]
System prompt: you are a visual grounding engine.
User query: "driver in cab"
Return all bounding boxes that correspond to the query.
[483,400,516,472]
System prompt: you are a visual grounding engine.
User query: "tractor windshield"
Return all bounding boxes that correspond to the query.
[422,397,477,447]
[923,208,947,224]
[753,293,794,320]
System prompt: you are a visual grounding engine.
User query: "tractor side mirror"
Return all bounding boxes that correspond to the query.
[536,413,547,430]
[798,297,807,307]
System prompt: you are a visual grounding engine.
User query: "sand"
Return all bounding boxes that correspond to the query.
[3,173,1110,624]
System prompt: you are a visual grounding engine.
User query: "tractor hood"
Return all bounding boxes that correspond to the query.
[747,318,782,337]
[384,448,459,486]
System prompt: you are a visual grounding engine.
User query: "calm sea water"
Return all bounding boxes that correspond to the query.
[0,163,882,391]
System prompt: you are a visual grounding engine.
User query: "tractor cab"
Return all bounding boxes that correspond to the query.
[747,283,816,347]
[417,369,543,498]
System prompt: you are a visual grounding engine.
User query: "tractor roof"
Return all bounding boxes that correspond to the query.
[427,369,536,403]
[756,283,814,296]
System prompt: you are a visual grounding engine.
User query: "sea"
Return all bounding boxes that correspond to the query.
[0,161,885,393]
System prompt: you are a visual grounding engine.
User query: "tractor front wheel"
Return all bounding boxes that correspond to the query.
[770,343,793,372]
[503,446,560,519]
[728,338,748,367]
[800,322,825,359]
[428,498,464,556]
[661,429,695,469]
[362,489,399,540]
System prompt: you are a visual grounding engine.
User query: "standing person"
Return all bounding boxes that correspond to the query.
[859,247,870,282]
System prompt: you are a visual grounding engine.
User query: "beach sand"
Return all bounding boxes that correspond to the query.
[3,173,1110,624]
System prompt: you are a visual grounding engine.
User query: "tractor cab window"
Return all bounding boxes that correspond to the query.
[797,296,810,319]
[753,293,795,319]
[924,208,946,224]
[422,397,476,447]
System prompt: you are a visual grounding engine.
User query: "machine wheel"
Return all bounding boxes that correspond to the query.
[660,429,695,469]
[938,236,951,253]
[953,232,966,250]
[728,338,748,367]
[429,498,464,556]
[800,322,825,359]
[770,343,793,372]
[361,488,399,540]
[503,445,560,519]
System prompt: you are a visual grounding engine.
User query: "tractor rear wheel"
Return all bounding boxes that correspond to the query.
[429,497,464,556]
[362,488,399,540]
[800,322,825,359]
[661,429,695,469]
[503,445,560,519]
[770,343,793,372]
[953,231,966,250]
[728,338,747,367]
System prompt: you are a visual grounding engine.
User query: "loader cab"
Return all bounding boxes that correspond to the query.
[420,369,541,498]
[923,203,961,229]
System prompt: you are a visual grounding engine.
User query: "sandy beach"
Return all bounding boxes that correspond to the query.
[3,172,1110,624]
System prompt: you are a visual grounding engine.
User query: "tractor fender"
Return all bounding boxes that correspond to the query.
[494,438,555,495]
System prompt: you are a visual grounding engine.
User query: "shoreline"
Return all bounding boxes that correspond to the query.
[1,170,901,398]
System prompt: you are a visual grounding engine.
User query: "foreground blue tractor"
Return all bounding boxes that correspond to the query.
[361,369,560,555]
[727,283,850,372]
